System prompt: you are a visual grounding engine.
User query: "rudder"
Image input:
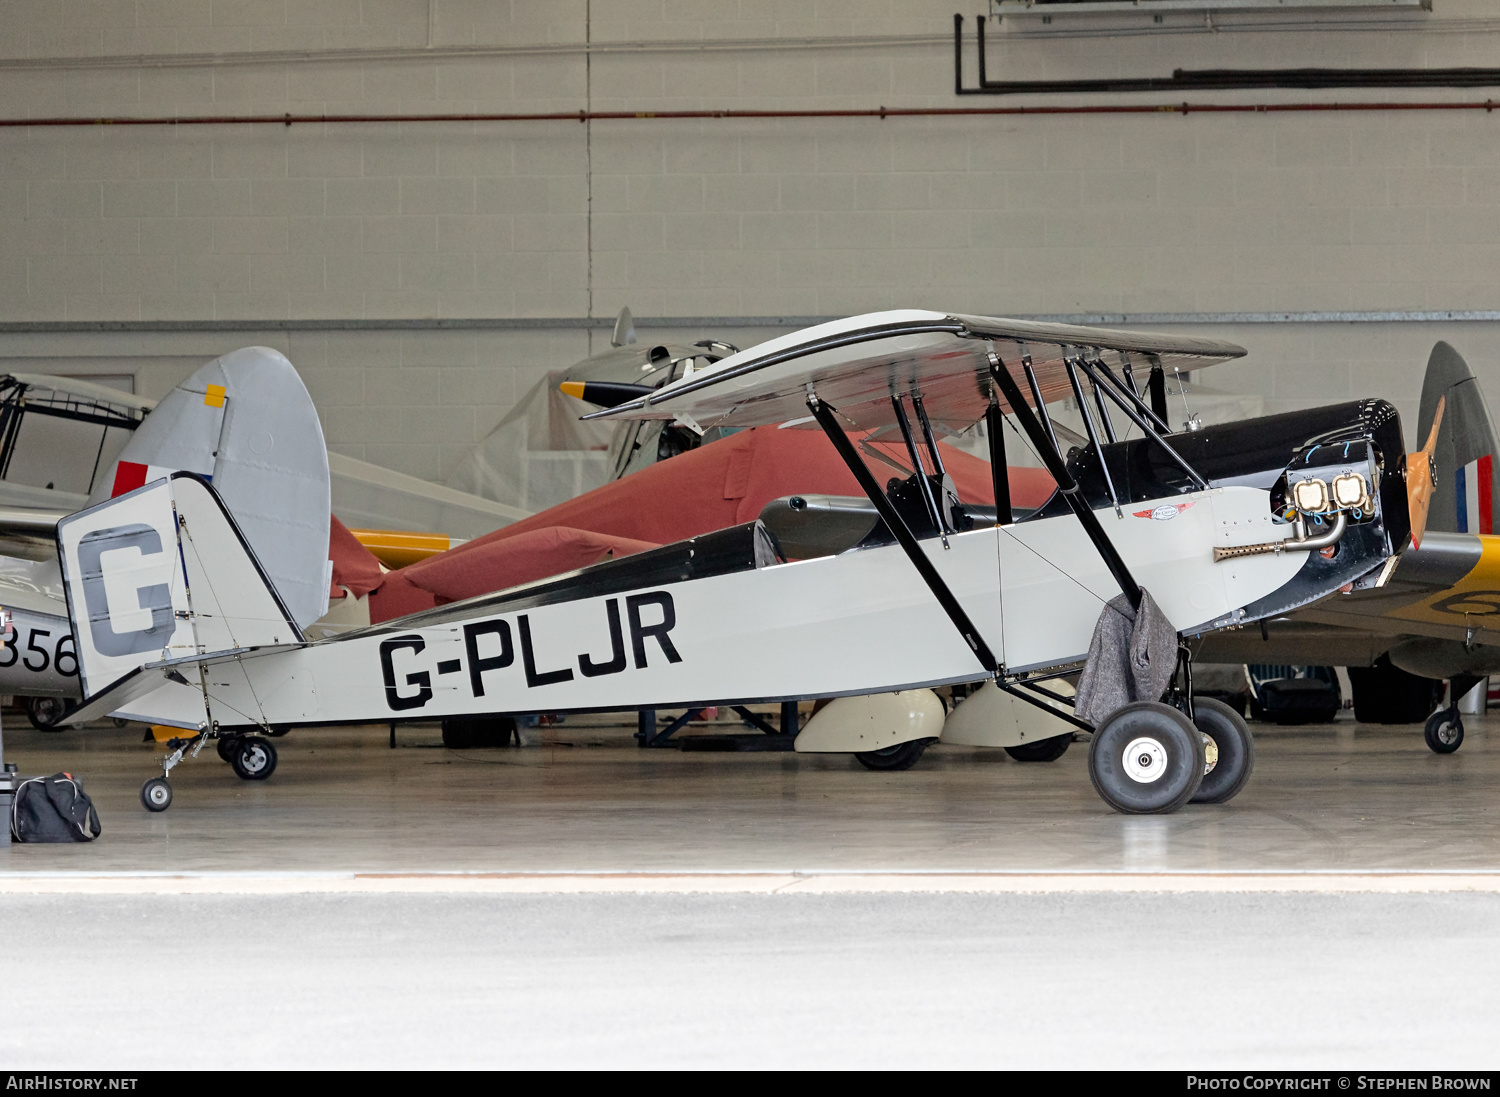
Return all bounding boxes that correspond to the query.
[57,473,302,705]
[1419,341,1500,536]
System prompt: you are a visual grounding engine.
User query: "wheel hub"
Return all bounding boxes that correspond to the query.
[1437,722,1459,745]
[1122,736,1167,783]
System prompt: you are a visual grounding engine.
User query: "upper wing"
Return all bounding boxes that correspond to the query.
[582,310,1247,434]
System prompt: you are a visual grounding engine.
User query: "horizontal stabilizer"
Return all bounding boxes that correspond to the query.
[56,666,164,728]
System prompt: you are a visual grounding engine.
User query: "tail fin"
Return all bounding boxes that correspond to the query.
[88,346,331,629]
[58,473,302,715]
[1419,341,1500,536]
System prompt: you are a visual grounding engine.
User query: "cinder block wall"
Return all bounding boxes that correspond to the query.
[1,0,1498,484]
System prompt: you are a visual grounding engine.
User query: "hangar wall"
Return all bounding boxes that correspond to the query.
[2,1,1500,489]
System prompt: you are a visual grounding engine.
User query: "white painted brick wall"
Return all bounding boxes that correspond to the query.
[0,0,1499,483]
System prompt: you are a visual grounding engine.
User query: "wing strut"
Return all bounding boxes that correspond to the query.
[1076,357,1207,491]
[1147,358,1170,421]
[891,395,951,547]
[808,394,999,674]
[1098,355,1172,435]
[985,396,1012,525]
[1065,356,1123,517]
[987,353,1144,611]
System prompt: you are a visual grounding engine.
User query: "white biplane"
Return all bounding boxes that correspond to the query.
[53,311,1423,815]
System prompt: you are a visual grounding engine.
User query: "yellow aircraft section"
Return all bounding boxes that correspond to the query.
[348,528,463,569]
[1389,533,1500,635]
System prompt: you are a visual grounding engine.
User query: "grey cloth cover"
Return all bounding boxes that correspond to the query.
[1073,589,1179,726]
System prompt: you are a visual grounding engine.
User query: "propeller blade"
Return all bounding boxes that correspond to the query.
[1407,395,1445,550]
[559,379,655,409]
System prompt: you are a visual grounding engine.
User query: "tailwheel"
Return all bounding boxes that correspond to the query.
[25,696,68,731]
[1424,709,1464,754]
[1087,701,1205,814]
[1004,734,1072,762]
[141,777,172,812]
[855,738,935,771]
[1189,696,1256,804]
[229,735,278,781]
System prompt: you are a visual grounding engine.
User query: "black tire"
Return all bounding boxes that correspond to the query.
[25,696,67,731]
[111,718,129,729]
[1087,701,1205,814]
[855,737,935,771]
[229,735,277,781]
[141,777,172,812]
[1189,696,1256,804]
[1424,709,1464,754]
[216,735,241,763]
[1004,734,1072,762]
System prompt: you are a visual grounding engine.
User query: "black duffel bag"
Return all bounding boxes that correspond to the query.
[11,773,101,843]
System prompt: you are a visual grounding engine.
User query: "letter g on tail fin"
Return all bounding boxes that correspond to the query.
[58,474,304,715]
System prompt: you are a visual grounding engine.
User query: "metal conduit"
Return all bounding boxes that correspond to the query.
[6,100,1500,128]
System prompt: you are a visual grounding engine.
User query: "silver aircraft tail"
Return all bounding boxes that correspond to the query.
[88,346,331,629]
[1418,341,1500,536]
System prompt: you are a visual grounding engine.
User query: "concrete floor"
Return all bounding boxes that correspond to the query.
[3,890,1498,1070]
[0,711,1495,873]
[2,712,1497,1068]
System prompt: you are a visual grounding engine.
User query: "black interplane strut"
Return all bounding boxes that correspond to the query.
[986,353,1143,611]
[809,395,998,674]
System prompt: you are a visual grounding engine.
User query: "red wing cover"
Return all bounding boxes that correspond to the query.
[358,425,1055,624]
[328,515,385,598]
[401,526,659,604]
[443,425,1052,553]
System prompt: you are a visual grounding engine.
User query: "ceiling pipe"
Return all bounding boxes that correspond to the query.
[3,100,1500,129]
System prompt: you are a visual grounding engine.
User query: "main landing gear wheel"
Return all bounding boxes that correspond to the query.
[1424,709,1464,754]
[855,738,935,771]
[1189,696,1256,804]
[216,735,241,763]
[229,735,277,781]
[1004,734,1072,762]
[25,696,67,731]
[1088,701,1205,815]
[141,778,172,812]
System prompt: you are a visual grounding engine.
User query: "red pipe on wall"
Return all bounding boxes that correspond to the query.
[0,101,1498,127]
